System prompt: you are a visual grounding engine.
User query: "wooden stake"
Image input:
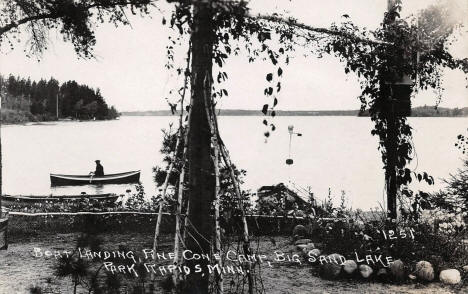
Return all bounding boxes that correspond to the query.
[202,76,224,294]
[218,140,254,294]
[173,87,193,289]
[152,43,191,285]
[213,143,223,293]
[152,125,182,267]
[210,102,254,294]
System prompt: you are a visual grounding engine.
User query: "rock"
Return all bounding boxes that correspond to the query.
[292,225,307,239]
[408,274,416,280]
[414,261,434,281]
[376,268,389,282]
[359,264,373,278]
[296,244,307,250]
[282,245,297,254]
[304,250,321,264]
[377,268,388,276]
[321,260,342,279]
[298,243,315,251]
[439,269,461,285]
[319,254,345,279]
[327,253,345,265]
[305,242,315,249]
[463,265,468,273]
[389,259,405,280]
[295,238,312,245]
[313,242,324,249]
[309,248,321,257]
[343,260,358,275]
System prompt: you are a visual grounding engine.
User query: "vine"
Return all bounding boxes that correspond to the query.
[157,0,468,291]
[255,1,468,219]
[319,1,468,218]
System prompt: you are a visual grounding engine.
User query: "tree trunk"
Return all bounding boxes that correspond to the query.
[385,95,398,220]
[0,125,2,216]
[183,2,215,293]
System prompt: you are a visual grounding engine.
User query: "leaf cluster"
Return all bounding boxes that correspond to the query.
[0,0,153,57]
[162,0,468,218]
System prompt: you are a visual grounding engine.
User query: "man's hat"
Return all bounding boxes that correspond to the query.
[95,160,100,163]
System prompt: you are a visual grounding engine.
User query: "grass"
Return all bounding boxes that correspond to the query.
[0,232,466,294]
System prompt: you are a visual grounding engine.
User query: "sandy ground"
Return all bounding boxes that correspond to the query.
[0,233,465,294]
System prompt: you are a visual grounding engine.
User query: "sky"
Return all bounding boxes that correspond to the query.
[0,0,467,112]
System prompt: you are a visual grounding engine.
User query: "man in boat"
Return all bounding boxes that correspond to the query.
[94,160,104,176]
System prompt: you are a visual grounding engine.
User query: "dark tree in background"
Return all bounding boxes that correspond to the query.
[1,75,119,121]
[0,0,154,218]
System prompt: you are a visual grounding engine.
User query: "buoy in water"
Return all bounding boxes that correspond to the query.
[286,158,294,165]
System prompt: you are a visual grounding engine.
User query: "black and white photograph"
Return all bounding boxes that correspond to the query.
[1,0,468,293]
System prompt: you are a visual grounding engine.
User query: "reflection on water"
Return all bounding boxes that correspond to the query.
[2,116,467,209]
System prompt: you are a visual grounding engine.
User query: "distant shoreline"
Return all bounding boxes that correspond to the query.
[121,106,468,117]
[0,113,119,126]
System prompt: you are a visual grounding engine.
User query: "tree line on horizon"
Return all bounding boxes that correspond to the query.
[0,74,119,123]
[121,106,468,117]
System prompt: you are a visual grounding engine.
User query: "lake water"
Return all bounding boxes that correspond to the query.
[2,116,467,209]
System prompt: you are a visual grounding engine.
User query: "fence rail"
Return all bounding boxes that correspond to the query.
[7,210,347,222]
[5,209,349,237]
[8,211,168,216]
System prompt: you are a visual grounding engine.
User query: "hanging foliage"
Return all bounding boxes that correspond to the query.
[157,2,468,292]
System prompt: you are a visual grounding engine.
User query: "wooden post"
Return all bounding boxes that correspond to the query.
[387,0,396,11]
[384,0,398,221]
[382,0,413,220]
[385,94,398,220]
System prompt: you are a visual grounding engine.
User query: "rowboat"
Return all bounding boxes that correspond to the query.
[1,193,119,205]
[50,170,140,186]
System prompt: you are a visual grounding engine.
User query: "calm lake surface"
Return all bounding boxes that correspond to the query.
[2,115,467,209]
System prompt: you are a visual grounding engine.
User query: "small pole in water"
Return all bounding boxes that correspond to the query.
[286,125,302,183]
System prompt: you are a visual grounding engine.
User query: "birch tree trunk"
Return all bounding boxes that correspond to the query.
[202,66,223,294]
[213,143,223,293]
[153,43,191,276]
[152,125,182,268]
